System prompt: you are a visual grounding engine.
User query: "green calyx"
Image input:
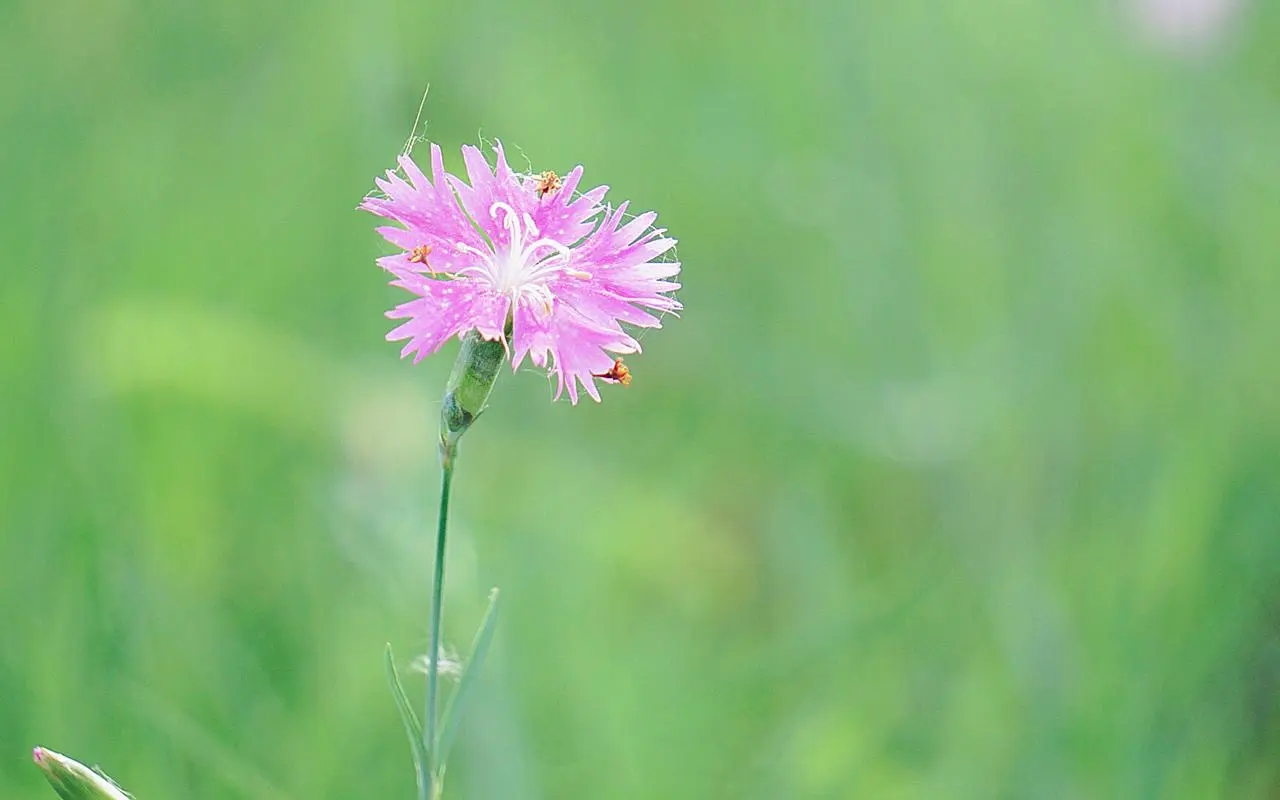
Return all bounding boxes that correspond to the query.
[439,329,506,457]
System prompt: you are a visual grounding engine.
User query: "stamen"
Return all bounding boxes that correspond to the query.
[523,284,555,316]
[443,202,584,300]
[521,238,572,267]
[455,242,488,259]
[593,359,632,386]
[408,244,434,271]
[491,201,521,241]
[534,171,562,197]
[454,242,500,284]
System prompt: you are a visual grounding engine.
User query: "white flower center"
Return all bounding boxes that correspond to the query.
[453,202,586,310]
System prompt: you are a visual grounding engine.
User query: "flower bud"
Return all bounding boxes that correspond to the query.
[32,747,131,800]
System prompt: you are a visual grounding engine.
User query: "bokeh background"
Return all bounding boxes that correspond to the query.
[4,0,1280,797]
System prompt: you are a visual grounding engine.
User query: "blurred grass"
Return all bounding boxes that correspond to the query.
[3,0,1280,797]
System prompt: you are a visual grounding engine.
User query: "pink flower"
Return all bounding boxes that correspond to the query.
[362,142,681,404]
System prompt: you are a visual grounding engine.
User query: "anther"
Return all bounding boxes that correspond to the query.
[534,171,562,197]
[408,245,434,270]
[593,359,632,386]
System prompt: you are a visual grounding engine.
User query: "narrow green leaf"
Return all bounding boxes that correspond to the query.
[384,643,429,795]
[435,587,501,771]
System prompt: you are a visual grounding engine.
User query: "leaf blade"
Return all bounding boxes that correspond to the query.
[384,643,429,795]
[435,587,501,772]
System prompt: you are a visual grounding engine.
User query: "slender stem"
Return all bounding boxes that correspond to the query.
[424,442,456,800]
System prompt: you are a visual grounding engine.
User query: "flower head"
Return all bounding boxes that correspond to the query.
[362,142,681,403]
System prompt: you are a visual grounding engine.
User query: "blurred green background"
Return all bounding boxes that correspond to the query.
[4,0,1280,797]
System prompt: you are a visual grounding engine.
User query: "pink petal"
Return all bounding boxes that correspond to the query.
[447,141,534,252]
[527,166,608,246]
[550,278,666,329]
[385,280,510,363]
[511,297,640,404]
[360,146,487,273]
[562,202,683,313]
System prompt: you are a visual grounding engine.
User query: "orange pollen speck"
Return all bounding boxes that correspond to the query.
[535,171,562,197]
[408,245,433,268]
[593,359,632,386]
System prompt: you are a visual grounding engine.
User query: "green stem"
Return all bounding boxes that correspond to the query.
[421,327,502,800]
[424,442,456,800]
